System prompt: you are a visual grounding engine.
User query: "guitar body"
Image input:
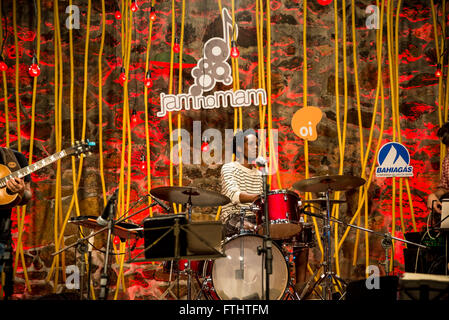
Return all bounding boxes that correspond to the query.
[0,164,19,209]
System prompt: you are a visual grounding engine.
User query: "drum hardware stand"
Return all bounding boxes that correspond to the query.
[298,189,348,300]
[195,278,213,300]
[76,240,88,300]
[159,260,182,300]
[185,192,194,300]
[256,160,272,300]
[53,202,156,299]
[380,233,393,276]
[128,211,224,300]
[300,208,428,299]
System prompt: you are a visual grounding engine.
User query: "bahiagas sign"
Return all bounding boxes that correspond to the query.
[157,8,268,117]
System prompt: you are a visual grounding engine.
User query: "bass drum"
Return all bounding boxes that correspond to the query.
[210,234,289,300]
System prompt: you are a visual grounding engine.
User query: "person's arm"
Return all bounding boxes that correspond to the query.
[221,165,259,204]
[427,189,448,213]
[238,192,259,203]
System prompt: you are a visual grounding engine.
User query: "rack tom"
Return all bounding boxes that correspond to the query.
[253,189,302,240]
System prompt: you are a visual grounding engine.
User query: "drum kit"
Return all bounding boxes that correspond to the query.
[53,174,427,301]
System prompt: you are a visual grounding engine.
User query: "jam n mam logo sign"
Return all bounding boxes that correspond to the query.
[157,8,268,117]
[376,142,413,177]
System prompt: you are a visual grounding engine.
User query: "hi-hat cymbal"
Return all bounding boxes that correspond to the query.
[69,216,142,239]
[150,186,231,207]
[293,175,365,193]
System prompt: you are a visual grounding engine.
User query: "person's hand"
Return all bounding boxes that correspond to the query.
[6,177,26,198]
[427,193,442,214]
[242,220,256,231]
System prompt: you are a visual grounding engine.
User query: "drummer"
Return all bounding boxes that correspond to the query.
[220,129,309,291]
[220,129,262,237]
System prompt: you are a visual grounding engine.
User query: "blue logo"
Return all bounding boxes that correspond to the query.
[376,142,413,177]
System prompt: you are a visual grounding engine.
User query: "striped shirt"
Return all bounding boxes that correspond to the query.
[220,161,263,224]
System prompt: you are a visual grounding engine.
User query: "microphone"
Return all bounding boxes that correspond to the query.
[97,189,119,226]
[255,156,267,167]
[147,194,171,212]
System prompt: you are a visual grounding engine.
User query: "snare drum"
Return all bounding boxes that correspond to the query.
[163,259,203,273]
[253,190,302,240]
[207,234,289,300]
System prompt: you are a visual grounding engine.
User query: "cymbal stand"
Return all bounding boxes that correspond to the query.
[300,206,428,299]
[303,189,347,300]
[76,240,88,300]
[185,193,194,300]
[99,199,116,300]
[381,233,393,276]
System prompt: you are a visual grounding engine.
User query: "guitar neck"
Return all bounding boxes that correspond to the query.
[0,149,68,187]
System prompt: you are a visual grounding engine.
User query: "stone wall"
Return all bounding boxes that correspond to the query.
[0,0,445,299]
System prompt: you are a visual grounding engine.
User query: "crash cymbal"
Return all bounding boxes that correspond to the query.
[302,198,346,205]
[150,186,231,207]
[293,174,365,193]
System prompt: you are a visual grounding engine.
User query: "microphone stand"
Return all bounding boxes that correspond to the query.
[256,163,272,300]
[99,195,117,300]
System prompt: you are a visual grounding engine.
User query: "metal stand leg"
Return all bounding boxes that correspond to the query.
[381,234,393,276]
[77,242,88,300]
[99,219,114,300]
[159,261,181,300]
[299,189,347,300]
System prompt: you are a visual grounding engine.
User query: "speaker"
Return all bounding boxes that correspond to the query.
[398,273,449,300]
[346,276,399,301]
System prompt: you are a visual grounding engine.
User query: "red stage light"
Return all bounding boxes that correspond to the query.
[173,38,180,53]
[201,140,209,152]
[119,67,126,85]
[150,7,156,21]
[435,64,443,77]
[28,63,40,77]
[230,40,240,58]
[113,236,120,245]
[144,78,153,88]
[131,109,138,124]
[144,70,153,88]
[115,11,122,20]
[0,60,7,72]
[317,0,333,5]
[130,1,138,13]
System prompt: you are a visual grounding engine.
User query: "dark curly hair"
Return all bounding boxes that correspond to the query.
[232,129,258,155]
[437,122,449,146]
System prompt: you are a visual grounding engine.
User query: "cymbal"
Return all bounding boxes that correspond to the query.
[69,216,142,239]
[302,198,346,205]
[293,174,365,193]
[150,186,231,207]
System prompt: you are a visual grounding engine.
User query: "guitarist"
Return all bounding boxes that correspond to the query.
[0,147,31,300]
